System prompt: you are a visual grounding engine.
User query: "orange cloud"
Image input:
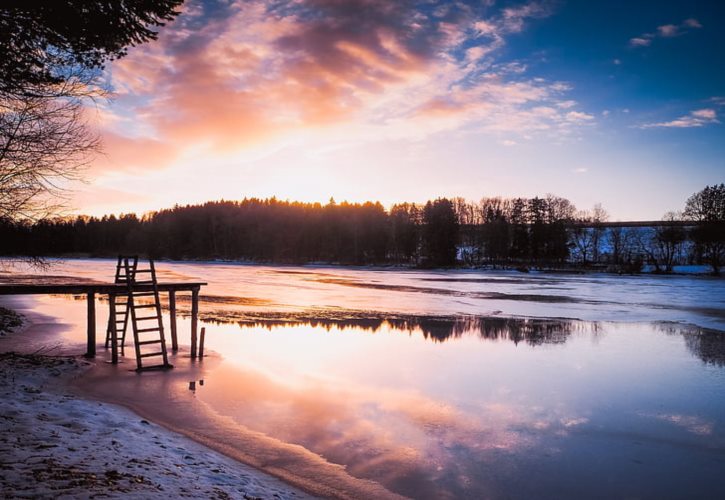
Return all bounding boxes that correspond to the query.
[93,0,589,174]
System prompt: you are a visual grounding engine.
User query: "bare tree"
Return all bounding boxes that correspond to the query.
[569,205,607,265]
[545,194,576,223]
[651,212,687,273]
[683,184,725,274]
[606,226,643,269]
[1,77,100,220]
[1,1,183,222]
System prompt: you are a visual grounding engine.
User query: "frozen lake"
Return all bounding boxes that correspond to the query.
[2,259,725,498]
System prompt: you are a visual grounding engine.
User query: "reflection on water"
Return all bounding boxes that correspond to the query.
[658,322,725,367]
[187,320,725,499]
[3,259,725,498]
[206,315,589,346]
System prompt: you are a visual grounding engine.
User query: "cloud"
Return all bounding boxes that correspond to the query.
[657,24,679,37]
[691,109,716,119]
[629,18,702,48]
[565,111,594,122]
[501,1,551,33]
[629,36,652,47]
[639,412,714,436]
[94,0,592,174]
[639,108,720,129]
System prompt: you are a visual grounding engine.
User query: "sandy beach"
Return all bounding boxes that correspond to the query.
[0,309,311,499]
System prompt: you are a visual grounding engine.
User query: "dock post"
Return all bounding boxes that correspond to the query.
[199,327,206,359]
[109,293,118,364]
[85,292,96,358]
[190,287,199,358]
[169,290,178,351]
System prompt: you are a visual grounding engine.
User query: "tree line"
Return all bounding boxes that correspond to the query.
[1,184,722,273]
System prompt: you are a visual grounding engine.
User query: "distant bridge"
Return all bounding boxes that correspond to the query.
[460,220,697,230]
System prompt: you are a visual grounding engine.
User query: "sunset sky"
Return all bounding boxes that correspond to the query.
[76,0,725,220]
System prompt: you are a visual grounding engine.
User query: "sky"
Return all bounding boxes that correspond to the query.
[75,0,725,221]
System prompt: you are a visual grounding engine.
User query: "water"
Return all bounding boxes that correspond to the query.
[2,259,724,498]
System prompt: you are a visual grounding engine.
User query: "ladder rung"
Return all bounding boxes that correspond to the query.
[139,351,164,358]
[132,292,156,297]
[131,280,155,285]
[115,320,126,324]
[137,364,173,371]
[137,340,162,346]
[136,316,159,321]
[137,327,160,333]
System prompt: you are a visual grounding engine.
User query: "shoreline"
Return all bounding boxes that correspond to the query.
[0,302,313,499]
[0,298,404,499]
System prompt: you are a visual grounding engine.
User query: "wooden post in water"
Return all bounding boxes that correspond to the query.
[198,327,206,359]
[169,290,178,351]
[85,292,96,358]
[190,287,199,358]
[109,293,118,364]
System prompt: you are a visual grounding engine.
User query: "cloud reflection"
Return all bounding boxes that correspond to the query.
[197,359,592,499]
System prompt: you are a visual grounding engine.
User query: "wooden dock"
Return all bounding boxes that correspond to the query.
[0,281,206,363]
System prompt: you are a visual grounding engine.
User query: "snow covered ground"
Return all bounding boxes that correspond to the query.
[0,350,311,499]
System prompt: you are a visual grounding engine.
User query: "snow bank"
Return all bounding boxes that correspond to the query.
[0,352,311,499]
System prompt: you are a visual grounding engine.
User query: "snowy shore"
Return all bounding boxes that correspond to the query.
[0,338,311,499]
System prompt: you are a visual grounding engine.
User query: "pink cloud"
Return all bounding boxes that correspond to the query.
[657,24,679,37]
[629,36,652,47]
[92,0,590,174]
[639,108,719,129]
[630,18,702,48]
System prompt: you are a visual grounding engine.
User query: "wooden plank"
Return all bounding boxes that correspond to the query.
[0,282,208,295]
[85,292,96,358]
[190,287,199,358]
[169,290,178,351]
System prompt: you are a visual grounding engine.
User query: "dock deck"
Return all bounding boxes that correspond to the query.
[0,280,206,362]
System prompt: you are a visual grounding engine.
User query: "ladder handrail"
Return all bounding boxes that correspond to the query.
[124,257,171,371]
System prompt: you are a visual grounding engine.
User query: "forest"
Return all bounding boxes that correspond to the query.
[0,185,723,273]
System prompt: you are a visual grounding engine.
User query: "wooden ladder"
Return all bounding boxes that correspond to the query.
[105,256,132,354]
[123,257,172,371]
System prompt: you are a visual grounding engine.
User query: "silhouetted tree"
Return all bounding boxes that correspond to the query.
[509,198,529,260]
[389,203,420,264]
[569,204,607,265]
[479,197,511,263]
[683,184,725,274]
[650,212,687,273]
[422,198,458,267]
[0,1,183,221]
[1,1,183,95]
